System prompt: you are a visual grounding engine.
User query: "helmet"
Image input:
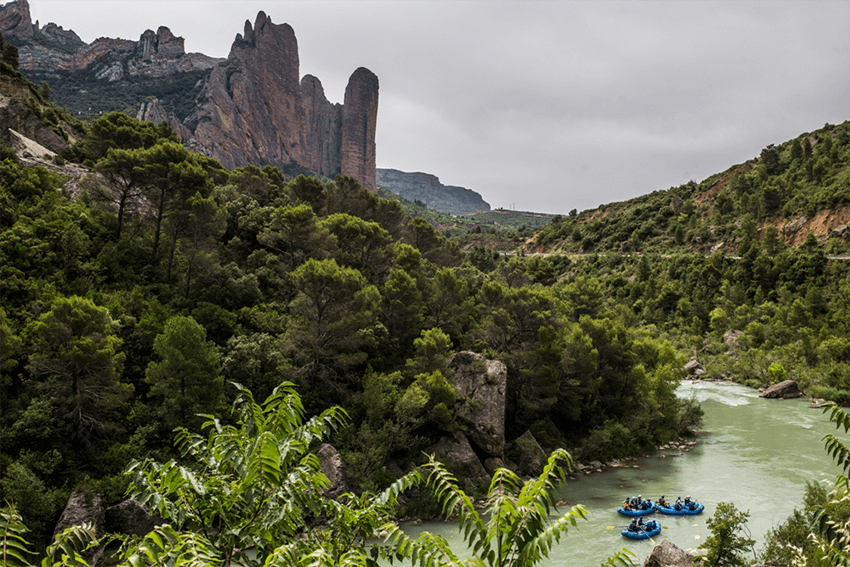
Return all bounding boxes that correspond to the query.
[638,494,642,498]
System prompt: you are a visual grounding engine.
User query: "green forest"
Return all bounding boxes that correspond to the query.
[2,59,850,565]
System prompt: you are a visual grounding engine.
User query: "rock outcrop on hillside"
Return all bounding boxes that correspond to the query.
[377,168,490,215]
[0,0,379,191]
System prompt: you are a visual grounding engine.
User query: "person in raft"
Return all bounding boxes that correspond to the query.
[657,495,668,508]
[623,497,633,511]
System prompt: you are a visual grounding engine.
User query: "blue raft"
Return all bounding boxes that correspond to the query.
[657,502,704,515]
[617,502,656,517]
[621,520,661,540]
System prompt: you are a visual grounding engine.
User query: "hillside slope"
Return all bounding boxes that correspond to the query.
[530,121,850,255]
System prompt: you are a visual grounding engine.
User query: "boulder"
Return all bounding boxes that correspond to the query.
[684,358,707,376]
[643,539,694,567]
[759,379,804,399]
[426,435,489,494]
[450,351,507,458]
[53,491,105,565]
[508,430,547,477]
[105,499,162,537]
[54,491,105,538]
[316,443,350,499]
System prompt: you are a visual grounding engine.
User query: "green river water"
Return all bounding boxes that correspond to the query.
[401,380,841,566]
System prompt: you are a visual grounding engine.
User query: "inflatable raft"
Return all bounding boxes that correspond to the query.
[656,502,704,515]
[617,502,656,516]
[621,520,662,540]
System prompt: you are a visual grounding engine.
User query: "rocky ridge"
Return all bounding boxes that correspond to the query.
[0,0,379,191]
[377,168,490,215]
[1,0,219,78]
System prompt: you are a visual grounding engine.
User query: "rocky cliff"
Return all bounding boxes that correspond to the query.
[377,168,490,215]
[0,0,379,190]
[176,11,378,189]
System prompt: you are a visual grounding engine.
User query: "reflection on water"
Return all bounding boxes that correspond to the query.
[403,381,840,566]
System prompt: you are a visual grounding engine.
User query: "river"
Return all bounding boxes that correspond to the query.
[402,380,841,566]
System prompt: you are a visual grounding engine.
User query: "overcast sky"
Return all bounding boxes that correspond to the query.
[28,0,850,214]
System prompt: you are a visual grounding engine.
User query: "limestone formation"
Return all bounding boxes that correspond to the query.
[341,67,378,191]
[185,15,378,189]
[300,74,343,179]
[0,0,32,40]
[450,351,507,458]
[643,539,694,567]
[759,379,804,399]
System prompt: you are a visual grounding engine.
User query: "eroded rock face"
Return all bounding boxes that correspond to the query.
[450,351,507,458]
[340,67,378,191]
[1,101,66,149]
[185,14,378,189]
[0,0,33,40]
[301,74,343,178]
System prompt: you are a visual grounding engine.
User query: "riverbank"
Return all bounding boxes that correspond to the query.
[400,380,841,567]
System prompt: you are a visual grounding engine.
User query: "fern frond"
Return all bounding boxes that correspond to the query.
[0,505,34,567]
